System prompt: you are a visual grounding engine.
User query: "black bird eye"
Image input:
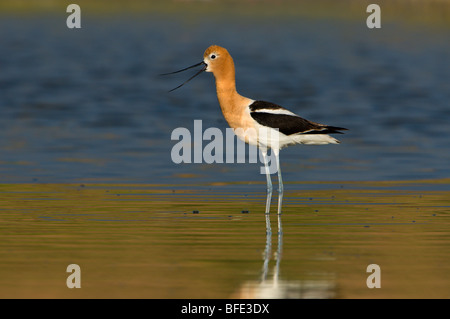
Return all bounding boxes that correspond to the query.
[210,54,216,59]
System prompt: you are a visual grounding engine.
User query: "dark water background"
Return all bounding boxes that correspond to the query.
[1,14,449,185]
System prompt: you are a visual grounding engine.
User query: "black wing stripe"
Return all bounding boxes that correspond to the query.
[249,100,287,112]
[318,126,348,134]
[250,112,320,135]
[249,100,348,135]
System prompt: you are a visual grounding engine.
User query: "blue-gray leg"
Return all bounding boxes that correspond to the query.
[261,149,272,215]
[273,149,283,215]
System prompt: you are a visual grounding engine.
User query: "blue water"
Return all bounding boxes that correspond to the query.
[0,14,449,184]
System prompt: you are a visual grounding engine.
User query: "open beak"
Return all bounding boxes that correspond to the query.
[161,61,207,92]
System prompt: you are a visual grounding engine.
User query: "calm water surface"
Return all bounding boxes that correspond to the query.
[0,14,449,183]
[0,13,449,298]
[1,181,449,298]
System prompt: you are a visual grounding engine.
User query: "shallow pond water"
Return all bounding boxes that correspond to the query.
[0,9,449,299]
[1,181,449,298]
[0,14,449,184]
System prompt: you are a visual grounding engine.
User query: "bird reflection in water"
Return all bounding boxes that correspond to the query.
[234,193,336,299]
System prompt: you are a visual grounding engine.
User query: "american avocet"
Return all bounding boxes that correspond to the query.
[163,45,347,214]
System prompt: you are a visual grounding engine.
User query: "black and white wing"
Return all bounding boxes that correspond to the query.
[249,100,347,136]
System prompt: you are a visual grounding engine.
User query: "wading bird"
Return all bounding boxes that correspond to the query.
[163,45,347,215]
